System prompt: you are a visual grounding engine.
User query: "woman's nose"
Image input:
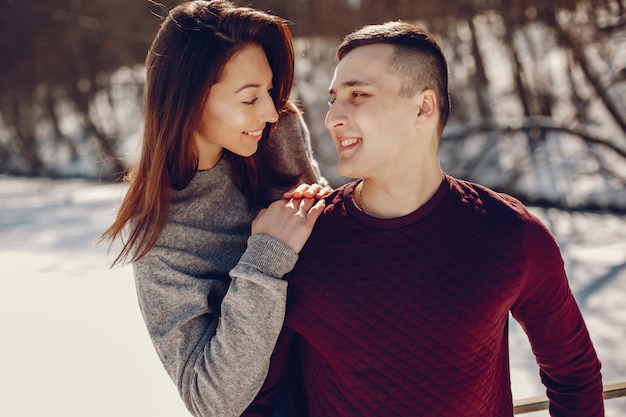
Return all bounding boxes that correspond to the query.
[261,94,279,124]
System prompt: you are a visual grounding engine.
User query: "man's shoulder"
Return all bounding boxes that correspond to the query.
[447,175,530,220]
[319,181,355,215]
[300,182,356,242]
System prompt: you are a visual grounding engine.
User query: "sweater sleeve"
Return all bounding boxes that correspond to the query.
[242,327,296,417]
[134,233,297,417]
[511,213,604,417]
[270,108,328,187]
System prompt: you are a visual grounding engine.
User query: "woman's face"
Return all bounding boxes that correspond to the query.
[194,43,279,170]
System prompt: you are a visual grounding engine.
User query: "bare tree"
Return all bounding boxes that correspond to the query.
[0,0,624,209]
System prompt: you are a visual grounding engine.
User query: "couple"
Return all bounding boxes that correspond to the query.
[101,1,604,416]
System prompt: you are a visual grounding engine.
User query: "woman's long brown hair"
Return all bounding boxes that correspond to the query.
[99,0,298,266]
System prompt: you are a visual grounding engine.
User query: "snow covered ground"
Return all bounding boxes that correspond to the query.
[0,175,624,416]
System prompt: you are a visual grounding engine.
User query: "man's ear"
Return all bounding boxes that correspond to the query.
[415,89,437,125]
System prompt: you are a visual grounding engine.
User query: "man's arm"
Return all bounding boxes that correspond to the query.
[512,213,604,417]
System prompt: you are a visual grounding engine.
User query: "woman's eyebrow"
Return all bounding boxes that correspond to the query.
[235,83,262,93]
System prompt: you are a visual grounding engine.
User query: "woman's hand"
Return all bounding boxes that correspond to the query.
[252,197,325,253]
[283,183,333,201]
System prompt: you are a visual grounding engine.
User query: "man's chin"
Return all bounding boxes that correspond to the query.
[336,165,360,180]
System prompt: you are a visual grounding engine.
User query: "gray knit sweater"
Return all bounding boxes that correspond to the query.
[133,111,324,417]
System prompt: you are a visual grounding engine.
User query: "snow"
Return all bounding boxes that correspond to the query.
[0,177,188,417]
[1,175,624,416]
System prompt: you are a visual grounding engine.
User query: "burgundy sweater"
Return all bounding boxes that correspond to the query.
[245,175,603,416]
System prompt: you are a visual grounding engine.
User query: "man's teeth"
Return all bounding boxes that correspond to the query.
[340,138,360,147]
[245,130,263,136]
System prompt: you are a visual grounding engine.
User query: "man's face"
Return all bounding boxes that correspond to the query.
[325,43,419,180]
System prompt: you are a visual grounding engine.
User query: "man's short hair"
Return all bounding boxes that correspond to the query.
[337,21,450,133]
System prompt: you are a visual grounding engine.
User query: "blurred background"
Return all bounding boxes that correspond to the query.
[0,0,625,416]
[1,0,625,208]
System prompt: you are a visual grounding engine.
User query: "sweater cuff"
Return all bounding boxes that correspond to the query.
[238,233,298,279]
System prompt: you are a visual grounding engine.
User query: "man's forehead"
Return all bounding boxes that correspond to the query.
[330,44,394,89]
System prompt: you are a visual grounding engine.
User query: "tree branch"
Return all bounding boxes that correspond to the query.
[443,116,626,160]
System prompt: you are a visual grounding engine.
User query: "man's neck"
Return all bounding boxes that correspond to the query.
[358,168,444,219]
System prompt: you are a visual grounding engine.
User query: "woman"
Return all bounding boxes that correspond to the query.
[99,1,328,416]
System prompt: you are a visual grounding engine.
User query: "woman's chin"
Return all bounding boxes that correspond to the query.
[233,144,259,158]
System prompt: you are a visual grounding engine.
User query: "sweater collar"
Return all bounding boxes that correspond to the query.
[342,174,450,229]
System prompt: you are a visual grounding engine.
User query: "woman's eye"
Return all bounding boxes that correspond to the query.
[327,97,335,107]
[245,88,273,105]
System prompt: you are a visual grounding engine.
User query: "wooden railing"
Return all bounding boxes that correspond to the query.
[514,381,626,414]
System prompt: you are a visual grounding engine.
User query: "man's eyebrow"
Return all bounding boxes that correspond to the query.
[329,80,370,95]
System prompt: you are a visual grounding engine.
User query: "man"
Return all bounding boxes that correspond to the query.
[245,21,604,416]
